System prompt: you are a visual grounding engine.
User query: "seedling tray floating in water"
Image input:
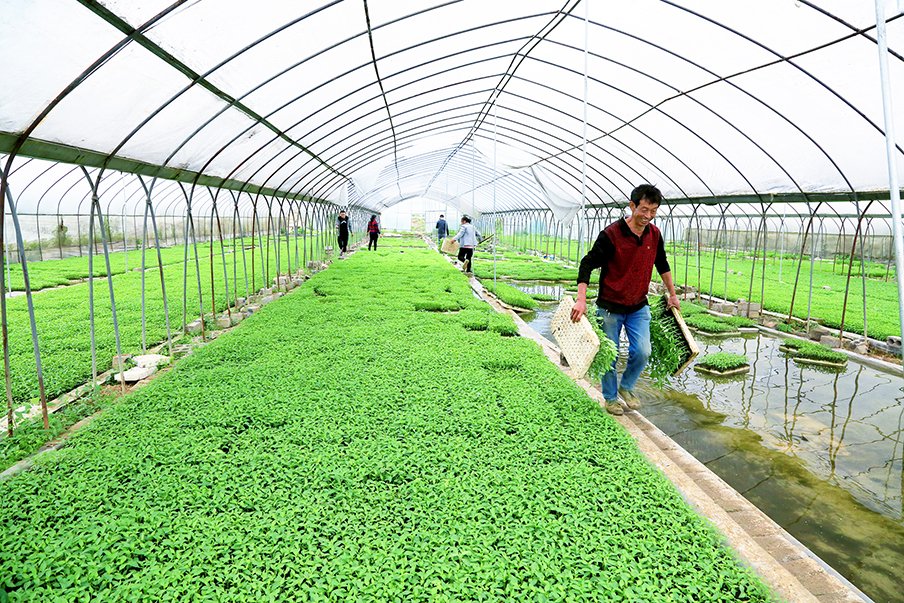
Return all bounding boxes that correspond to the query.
[550,295,599,380]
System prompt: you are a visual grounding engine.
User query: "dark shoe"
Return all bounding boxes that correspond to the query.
[618,387,641,410]
[605,400,624,415]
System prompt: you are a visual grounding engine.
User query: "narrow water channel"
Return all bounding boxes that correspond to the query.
[516,285,903,603]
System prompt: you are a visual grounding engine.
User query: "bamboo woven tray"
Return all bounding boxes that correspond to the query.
[440,238,459,254]
[550,295,600,379]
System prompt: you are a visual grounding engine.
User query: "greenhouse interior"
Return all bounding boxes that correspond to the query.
[2,1,904,601]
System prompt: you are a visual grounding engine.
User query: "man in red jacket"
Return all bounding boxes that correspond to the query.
[570,184,680,415]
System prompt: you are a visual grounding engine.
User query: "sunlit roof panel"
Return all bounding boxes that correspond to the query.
[202,5,367,107]
[0,0,123,134]
[30,42,201,154]
[117,87,239,167]
[730,62,900,193]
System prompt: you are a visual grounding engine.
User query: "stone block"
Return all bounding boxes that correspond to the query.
[260,287,273,296]
[854,344,869,355]
[132,354,168,368]
[822,285,831,291]
[235,297,246,308]
[292,279,305,288]
[259,296,274,306]
[274,276,289,285]
[215,315,232,329]
[819,335,842,348]
[114,366,156,383]
[735,302,761,318]
[809,327,830,341]
[185,319,203,333]
[273,291,283,299]
[230,313,244,326]
[713,303,737,314]
[245,305,260,315]
[763,320,777,329]
[887,336,902,347]
[111,353,132,369]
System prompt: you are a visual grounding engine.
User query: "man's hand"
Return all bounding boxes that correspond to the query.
[667,293,681,311]
[570,299,587,322]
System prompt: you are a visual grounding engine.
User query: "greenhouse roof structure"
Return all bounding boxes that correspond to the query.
[2,0,904,220]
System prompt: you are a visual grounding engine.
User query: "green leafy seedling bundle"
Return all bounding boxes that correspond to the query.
[585,307,619,383]
[647,296,686,388]
[697,352,750,371]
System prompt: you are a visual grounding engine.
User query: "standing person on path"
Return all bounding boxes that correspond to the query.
[451,215,481,273]
[435,214,449,245]
[367,215,381,250]
[570,184,680,416]
[336,210,351,258]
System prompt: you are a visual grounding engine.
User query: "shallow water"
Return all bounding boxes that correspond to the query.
[521,301,904,603]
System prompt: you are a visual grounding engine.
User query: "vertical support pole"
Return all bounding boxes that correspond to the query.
[0,160,14,436]
[875,0,904,355]
[4,170,50,428]
[493,102,498,287]
[579,0,589,261]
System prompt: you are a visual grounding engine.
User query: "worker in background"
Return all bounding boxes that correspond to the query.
[367,215,381,250]
[451,215,481,273]
[570,184,680,415]
[336,210,350,258]
[436,214,449,245]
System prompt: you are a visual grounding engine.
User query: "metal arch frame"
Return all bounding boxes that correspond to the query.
[3,11,888,224]
[135,174,174,358]
[1,166,50,433]
[3,5,900,215]
[78,165,128,395]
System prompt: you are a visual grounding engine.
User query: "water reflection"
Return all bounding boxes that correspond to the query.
[523,305,904,603]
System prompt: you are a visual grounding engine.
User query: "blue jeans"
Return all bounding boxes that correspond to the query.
[596,305,652,401]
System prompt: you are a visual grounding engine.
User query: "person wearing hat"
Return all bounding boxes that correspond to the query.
[451,215,481,273]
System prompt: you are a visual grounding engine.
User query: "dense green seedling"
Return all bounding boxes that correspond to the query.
[655,248,900,339]
[723,315,758,328]
[678,301,707,315]
[480,280,538,310]
[2,240,306,407]
[0,391,115,471]
[586,308,619,384]
[780,338,848,363]
[696,352,750,371]
[684,313,738,334]
[0,247,774,603]
[473,258,579,281]
[647,297,686,387]
[2,237,272,292]
[774,322,796,333]
[529,293,558,301]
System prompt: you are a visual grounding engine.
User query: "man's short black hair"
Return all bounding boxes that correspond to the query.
[630,184,663,207]
[439,214,444,218]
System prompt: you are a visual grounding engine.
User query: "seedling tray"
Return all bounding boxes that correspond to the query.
[694,364,751,377]
[550,296,599,379]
